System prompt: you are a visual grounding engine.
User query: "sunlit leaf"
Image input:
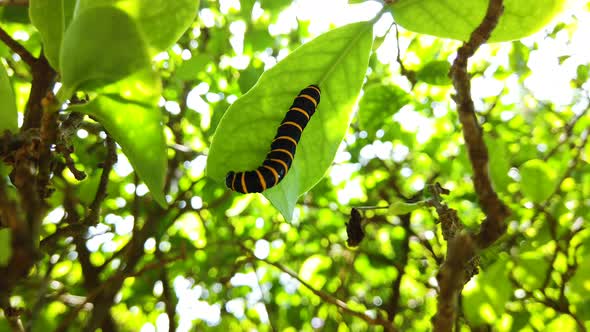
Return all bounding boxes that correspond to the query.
[75,0,200,53]
[391,0,570,42]
[519,159,558,203]
[60,6,150,94]
[69,69,167,207]
[207,21,373,220]
[0,63,17,133]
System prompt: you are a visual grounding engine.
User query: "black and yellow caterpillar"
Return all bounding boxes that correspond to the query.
[225,85,321,193]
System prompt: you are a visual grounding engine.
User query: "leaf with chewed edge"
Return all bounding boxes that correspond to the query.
[207,22,373,221]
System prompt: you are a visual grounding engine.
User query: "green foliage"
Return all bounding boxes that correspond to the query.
[0,62,17,133]
[391,0,570,42]
[208,21,373,220]
[519,159,558,204]
[358,83,410,135]
[485,134,511,193]
[463,256,512,325]
[28,0,199,204]
[1,1,589,331]
[416,60,452,86]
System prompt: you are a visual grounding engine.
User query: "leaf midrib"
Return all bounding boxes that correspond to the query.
[317,22,372,86]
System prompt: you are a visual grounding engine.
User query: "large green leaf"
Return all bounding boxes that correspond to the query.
[207,21,373,220]
[519,159,558,204]
[69,70,167,207]
[391,0,570,42]
[74,0,200,53]
[60,6,150,96]
[0,63,17,133]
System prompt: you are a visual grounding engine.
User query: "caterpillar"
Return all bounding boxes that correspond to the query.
[225,84,321,193]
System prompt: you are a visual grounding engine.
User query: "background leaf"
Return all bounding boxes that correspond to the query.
[519,159,558,203]
[358,83,410,134]
[391,0,570,42]
[0,62,17,133]
[463,257,512,325]
[207,21,373,220]
[485,134,511,193]
[416,60,452,86]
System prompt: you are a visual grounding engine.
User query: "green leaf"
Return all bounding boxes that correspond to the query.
[519,159,558,204]
[75,0,200,53]
[60,6,150,95]
[568,254,590,300]
[463,257,511,325]
[388,200,426,215]
[238,64,264,94]
[513,250,550,290]
[29,0,76,70]
[391,0,570,42]
[485,134,511,193]
[0,228,12,267]
[358,83,409,134]
[416,60,452,86]
[175,54,210,81]
[2,5,30,24]
[207,22,373,220]
[0,63,17,133]
[69,69,167,207]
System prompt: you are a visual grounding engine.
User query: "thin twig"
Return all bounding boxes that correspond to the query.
[256,254,397,332]
[0,25,36,66]
[85,135,117,225]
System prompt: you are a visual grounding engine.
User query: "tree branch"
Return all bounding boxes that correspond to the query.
[449,0,509,249]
